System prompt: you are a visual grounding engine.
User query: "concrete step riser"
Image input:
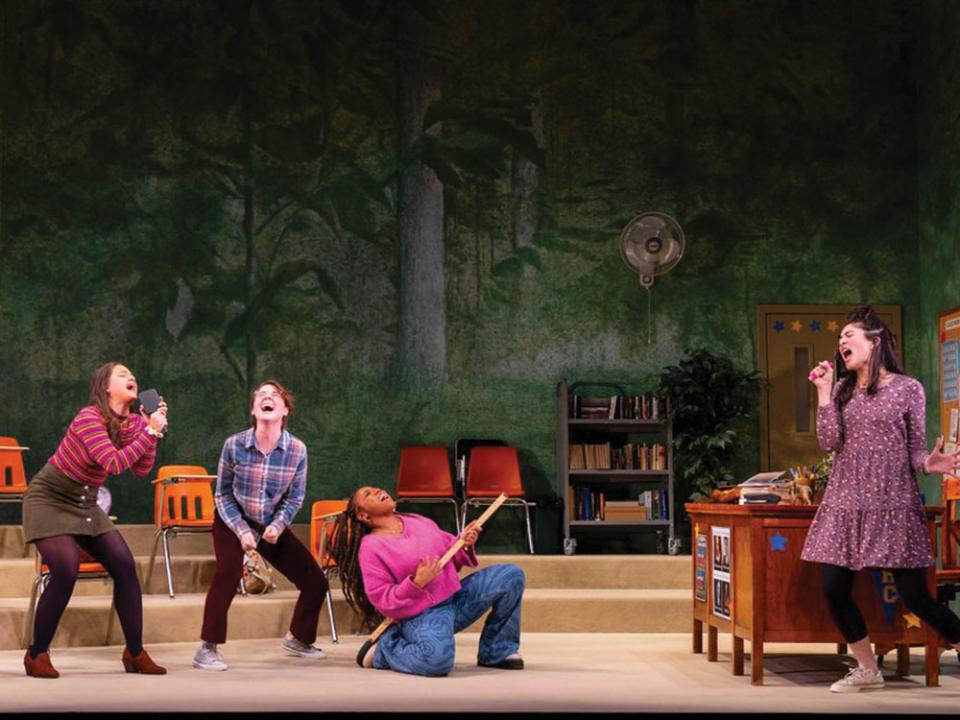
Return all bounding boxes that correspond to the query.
[0,593,691,650]
[0,556,690,597]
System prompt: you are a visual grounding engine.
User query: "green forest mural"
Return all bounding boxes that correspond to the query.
[1,0,956,551]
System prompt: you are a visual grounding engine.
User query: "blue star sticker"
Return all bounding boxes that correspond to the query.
[770,532,788,552]
[773,321,785,333]
[810,320,822,331]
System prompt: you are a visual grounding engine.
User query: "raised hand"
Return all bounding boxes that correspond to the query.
[924,436,960,475]
[808,360,834,391]
[413,556,442,588]
[461,521,481,548]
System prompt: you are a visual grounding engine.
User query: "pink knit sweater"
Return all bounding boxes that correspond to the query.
[358,513,478,620]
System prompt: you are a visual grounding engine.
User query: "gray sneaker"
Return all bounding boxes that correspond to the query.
[830,666,884,693]
[192,642,228,671]
[280,632,326,659]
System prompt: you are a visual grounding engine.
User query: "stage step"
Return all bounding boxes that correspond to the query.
[0,553,689,598]
[0,587,691,650]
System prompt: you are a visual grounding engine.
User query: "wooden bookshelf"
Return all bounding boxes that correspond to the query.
[557,380,675,555]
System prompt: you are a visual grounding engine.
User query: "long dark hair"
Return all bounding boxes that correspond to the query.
[89,362,134,446]
[834,306,903,412]
[330,489,382,631]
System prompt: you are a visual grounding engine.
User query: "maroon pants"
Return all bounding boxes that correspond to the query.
[201,512,329,645]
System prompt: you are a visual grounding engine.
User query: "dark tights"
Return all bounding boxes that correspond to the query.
[820,563,960,645]
[29,531,142,658]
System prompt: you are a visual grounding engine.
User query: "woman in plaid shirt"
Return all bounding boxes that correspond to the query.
[192,380,329,671]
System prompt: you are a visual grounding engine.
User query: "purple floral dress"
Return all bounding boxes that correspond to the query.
[801,373,934,570]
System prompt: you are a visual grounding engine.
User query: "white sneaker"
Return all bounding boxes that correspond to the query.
[830,666,884,693]
[280,631,326,659]
[192,643,228,671]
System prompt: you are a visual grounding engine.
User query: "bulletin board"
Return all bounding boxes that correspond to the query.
[940,306,960,478]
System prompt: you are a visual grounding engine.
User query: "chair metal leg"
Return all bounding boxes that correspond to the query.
[161,529,175,598]
[23,577,41,649]
[105,594,116,645]
[523,501,535,555]
[325,586,338,644]
[450,499,462,534]
[145,528,163,594]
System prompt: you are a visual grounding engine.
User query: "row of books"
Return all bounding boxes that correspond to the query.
[568,487,670,521]
[569,394,667,420]
[568,442,668,471]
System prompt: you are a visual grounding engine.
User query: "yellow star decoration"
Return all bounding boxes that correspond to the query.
[790,320,803,332]
[826,321,839,333]
[904,613,923,629]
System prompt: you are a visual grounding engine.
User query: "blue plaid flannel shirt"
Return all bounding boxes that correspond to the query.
[215,428,308,542]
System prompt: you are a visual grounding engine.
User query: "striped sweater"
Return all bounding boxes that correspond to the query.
[49,406,158,486]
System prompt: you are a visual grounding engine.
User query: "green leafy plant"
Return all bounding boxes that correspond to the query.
[657,349,763,502]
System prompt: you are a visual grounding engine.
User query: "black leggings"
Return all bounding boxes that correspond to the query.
[820,563,960,645]
[29,531,142,657]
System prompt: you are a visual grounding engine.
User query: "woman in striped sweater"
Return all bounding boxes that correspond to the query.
[21,362,169,679]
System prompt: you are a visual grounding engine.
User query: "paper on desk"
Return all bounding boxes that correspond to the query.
[739,471,788,487]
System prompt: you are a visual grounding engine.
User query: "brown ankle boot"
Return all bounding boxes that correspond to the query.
[23,650,60,679]
[122,647,167,675]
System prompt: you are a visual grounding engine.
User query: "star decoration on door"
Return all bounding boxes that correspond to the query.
[773,321,785,333]
[810,320,821,331]
[789,321,802,333]
[827,321,839,333]
[770,532,788,552]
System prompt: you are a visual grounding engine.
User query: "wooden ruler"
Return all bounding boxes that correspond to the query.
[368,493,508,642]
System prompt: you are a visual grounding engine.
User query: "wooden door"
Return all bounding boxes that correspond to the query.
[757,304,902,472]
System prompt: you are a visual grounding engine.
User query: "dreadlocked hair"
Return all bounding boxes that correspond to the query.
[834,305,903,412]
[330,491,383,631]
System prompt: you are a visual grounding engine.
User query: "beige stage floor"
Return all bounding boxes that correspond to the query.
[1,633,958,713]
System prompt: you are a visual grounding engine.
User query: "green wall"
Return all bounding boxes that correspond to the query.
[918,0,960,511]
[0,0,951,551]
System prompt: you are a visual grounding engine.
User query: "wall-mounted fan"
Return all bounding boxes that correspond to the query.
[617,212,685,344]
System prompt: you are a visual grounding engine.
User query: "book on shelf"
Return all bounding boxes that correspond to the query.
[570,491,669,521]
[569,394,667,420]
[568,442,667,471]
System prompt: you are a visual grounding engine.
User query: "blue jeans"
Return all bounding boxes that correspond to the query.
[374,563,525,676]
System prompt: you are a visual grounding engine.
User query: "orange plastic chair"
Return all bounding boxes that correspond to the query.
[24,543,116,648]
[395,446,461,533]
[146,464,217,598]
[0,437,29,503]
[462,446,535,554]
[310,499,347,643]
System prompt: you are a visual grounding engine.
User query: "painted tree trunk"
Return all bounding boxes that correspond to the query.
[396,7,446,385]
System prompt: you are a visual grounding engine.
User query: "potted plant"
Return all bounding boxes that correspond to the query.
[657,349,763,527]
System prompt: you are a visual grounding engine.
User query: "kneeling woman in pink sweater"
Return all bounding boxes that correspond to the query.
[331,486,525,676]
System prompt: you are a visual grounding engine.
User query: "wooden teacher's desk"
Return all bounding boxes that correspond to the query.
[685,503,941,686]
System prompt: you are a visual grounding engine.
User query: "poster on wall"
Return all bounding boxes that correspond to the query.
[940,310,960,475]
[695,533,708,603]
[712,526,732,620]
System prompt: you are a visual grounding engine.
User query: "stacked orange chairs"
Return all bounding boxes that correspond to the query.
[0,437,29,505]
[146,465,217,598]
[309,500,348,643]
[395,446,461,533]
[461,446,535,554]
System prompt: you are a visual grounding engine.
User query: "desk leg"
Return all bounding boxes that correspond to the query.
[750,640,764,685]
[707,625,718,662]
[693,618,703,654]
[926,632,940,687]
[896,645,910,677]
[836,643,847,655]
[733,635,744,676]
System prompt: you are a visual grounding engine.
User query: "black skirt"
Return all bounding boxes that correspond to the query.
[22,463,116,543]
